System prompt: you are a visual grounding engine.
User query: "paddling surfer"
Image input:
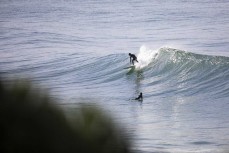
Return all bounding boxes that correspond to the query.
[129,53,138,65]
[135,92,143,101]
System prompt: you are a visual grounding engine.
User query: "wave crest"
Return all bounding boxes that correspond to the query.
[142,47,229,98]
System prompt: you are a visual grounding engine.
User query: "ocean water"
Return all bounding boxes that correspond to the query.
[1,0,229,152]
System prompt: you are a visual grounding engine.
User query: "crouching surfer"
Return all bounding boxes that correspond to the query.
[129,53,138,65]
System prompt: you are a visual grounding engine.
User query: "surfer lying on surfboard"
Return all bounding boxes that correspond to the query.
[129,53,138,65]
[135,92,143,101]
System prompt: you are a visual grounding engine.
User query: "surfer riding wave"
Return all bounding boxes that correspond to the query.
[129,53,138,65]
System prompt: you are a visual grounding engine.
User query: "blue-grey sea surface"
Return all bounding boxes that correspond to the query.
[1,0,229,152]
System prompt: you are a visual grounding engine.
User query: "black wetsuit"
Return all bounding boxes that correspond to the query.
[129,53,138,65]
[135,93,143,101]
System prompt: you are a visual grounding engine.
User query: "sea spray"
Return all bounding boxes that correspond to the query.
[135,45,159,70]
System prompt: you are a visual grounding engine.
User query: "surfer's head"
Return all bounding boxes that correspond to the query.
[129,53,131,56]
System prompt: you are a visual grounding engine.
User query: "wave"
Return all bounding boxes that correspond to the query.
[78,46,228,99]
[1,46,228,99]
[69,46,229,99]
[138,46,229,99]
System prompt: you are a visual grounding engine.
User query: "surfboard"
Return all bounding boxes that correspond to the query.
[123,66,135,69]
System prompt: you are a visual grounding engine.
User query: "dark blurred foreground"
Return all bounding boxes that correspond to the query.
[0,79,131,153]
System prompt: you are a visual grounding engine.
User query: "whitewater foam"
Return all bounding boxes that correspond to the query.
[135,45,159,70]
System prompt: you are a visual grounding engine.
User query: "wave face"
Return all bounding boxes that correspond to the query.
[1,46,228,101]
[39,46,228,102]
[140,47,229,99]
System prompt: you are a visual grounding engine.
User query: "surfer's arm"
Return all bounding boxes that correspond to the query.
[134,55,138,62]
[135,95,140,100]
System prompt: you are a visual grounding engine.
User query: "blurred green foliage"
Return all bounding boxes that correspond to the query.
[0,79,131,153]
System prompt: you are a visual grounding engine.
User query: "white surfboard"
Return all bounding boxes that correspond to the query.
[123,66,135,69]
